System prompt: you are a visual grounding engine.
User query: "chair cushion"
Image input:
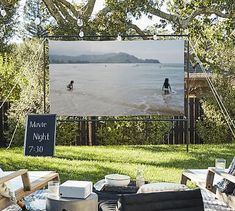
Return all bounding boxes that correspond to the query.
[0,169,11,198]
[2,204,22,211]
[117,189,204,211]
[216,157,235,194]
[2,171,55,193]
[137,182,188,193]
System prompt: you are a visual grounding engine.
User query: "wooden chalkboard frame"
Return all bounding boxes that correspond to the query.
[24,114,57,157]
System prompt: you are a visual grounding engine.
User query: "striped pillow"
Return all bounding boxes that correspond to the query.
[216,157,235,194]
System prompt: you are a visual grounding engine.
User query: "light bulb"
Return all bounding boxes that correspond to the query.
[1,9,6,17]
[79,30,84,37]
[77,17,83,27]
[153,34,157,40]
[117,34,122,41]
[34,17,41,25]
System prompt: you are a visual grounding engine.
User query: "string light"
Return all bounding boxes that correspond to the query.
[77,16,83,27]
[79,30,84,37]
[153,34,158,40]
[116,34,122,41]
[0,9,6,17]
[34,17,41,25]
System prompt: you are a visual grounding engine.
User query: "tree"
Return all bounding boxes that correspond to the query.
[2,0,234,145]
[5,39,46,145]
[0,55,21,101]
[0,1,19,54]
[1,0,18,7]
[40,0,233,36]
[39,0,235,143]
[194,20,235,143]
[22,0,52,38]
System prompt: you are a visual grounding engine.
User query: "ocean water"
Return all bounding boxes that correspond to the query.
[49,63,184,116]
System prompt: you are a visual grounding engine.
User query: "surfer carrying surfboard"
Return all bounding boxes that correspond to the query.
[162,78,171,95]
[67,80,74,91]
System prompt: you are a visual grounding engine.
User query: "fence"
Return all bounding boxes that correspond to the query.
[165,97,203,144]
[0,98,202,147]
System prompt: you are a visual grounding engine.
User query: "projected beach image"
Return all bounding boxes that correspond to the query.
[49,40,185,116]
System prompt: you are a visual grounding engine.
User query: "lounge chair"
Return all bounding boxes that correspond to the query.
[181,167,235,209]
[0,169,59,210]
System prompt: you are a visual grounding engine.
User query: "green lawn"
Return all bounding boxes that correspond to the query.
[0,145,234,183]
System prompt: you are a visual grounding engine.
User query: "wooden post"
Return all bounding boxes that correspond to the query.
[76,119,80,145]
[80,118,87,145]
[21,172,31,191]
[180,173,189,185]
[206,168,216,193]
[88,117,93,146]
[92,117,98,145]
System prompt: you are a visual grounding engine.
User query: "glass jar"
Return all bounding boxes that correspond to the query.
[136,168,145,188]
[215,158,226,170]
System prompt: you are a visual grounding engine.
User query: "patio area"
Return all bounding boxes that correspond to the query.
[1,145,235,210]
[0,0,234,210]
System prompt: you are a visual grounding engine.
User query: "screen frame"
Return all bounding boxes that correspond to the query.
[43,34,190,150]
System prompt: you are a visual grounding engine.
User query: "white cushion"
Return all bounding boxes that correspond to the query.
[1,170,54,194]
[137,182,188,193]
[2,204,22,211]
[0,168,11,198]
[2,171,54,193]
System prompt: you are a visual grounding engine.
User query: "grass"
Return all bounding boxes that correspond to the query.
[0,144,234,183]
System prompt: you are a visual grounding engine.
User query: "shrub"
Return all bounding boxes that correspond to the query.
[97,116,171,145]
[196,99,233,144]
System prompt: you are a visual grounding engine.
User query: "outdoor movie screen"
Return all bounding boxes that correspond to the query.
[49,40,185,116]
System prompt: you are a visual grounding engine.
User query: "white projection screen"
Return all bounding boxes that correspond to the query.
[49,40,185,116]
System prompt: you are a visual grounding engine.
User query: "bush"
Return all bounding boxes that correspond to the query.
[97,116,171,145]
[196,99,233,144]
[56,121,78,145]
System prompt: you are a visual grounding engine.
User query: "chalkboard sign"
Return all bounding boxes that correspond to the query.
[24,114,56,156]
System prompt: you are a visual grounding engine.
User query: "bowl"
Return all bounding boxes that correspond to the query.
[105,174,130,187]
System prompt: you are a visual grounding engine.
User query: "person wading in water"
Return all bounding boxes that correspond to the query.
[67,80,74,91]
[162,78,171,95]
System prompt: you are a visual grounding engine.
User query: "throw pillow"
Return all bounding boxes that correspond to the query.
[137,182,188,193]
[216,157,235,194]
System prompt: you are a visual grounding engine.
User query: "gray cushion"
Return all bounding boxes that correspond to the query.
[216,157,235,194]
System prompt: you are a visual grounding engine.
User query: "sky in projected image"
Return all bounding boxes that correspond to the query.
[49,40,185,116]
[50,40,184,63]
